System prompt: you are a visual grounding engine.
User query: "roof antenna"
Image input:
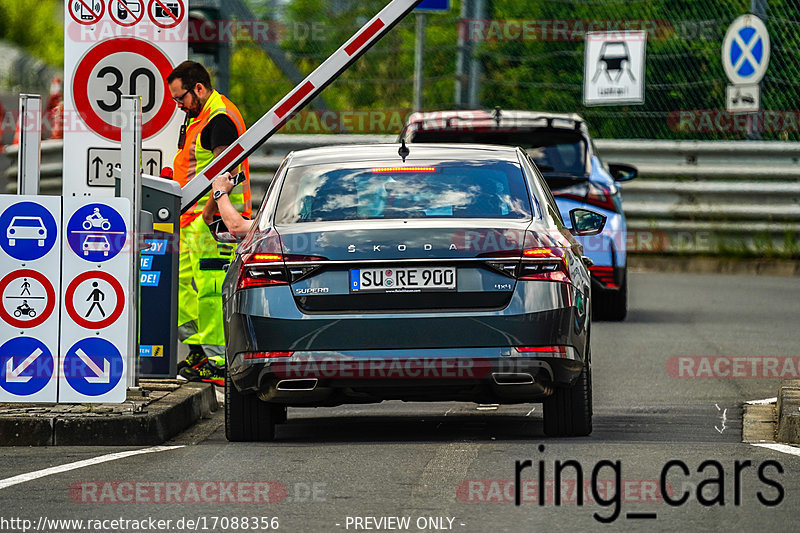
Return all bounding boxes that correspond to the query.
[492,106,502,126]
[398,137,410,162]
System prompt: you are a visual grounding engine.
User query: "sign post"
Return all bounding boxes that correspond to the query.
[0,197,61,403]
[722,14,770,116]
[17,95,42,195]
[63,1,186,195]
[584,31,647,106]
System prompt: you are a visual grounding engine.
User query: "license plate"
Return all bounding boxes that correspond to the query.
[350,267,456,292]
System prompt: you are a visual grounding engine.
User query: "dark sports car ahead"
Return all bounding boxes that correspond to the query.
[222,144,605,441]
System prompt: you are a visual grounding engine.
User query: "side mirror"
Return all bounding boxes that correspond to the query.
[569,208,606,236]
[608,163,637,182]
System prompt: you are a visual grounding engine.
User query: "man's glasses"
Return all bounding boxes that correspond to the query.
[172,88,193,104]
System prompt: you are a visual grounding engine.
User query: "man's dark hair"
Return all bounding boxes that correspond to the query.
[167,61,212,91]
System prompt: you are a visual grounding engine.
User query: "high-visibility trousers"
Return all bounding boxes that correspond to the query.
[178,216,234,347]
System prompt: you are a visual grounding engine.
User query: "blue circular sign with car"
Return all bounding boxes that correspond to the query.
[65,203,127,262]
[0,202,58,261]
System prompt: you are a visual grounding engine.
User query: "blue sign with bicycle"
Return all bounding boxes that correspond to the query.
[63,337,123,396]
[0,202,58,261]
[65,203,127,262]
[0,337,54,397]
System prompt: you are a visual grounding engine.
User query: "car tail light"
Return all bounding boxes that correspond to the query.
[237,253,288,290]
[242,351,293,360]
[589,265,618,289]
[555,183,618,213]
[519,230,570,282]
[514,346,576,358]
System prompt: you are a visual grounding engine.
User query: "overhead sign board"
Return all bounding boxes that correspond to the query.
[59,197,131,403]
[63,0,186,196]
[0,197,61,403]
[584,31,646,106]
[722,15,770,86]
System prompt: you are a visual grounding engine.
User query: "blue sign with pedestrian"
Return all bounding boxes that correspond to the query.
[0,202,58,261]
[65,203,127,262]
[0,337,54,396]
[63,338,123,396]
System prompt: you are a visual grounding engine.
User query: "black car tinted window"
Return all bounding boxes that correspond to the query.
[274,160,532,223]
[412,129,588,176]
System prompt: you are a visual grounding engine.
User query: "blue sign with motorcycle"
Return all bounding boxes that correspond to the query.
[0,337,54,397]
[0,202,58,261]
[65,203,127,262]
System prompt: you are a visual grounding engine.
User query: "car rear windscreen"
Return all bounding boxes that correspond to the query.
[412,129,587,176]
[274,160,533,223]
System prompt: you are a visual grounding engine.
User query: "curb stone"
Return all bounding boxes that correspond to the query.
[0,381,218,446]
[776,379,800,445]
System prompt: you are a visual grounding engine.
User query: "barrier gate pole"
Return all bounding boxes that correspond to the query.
[179,0,424,212]
[17,94,42,195]
[120,96,143,388]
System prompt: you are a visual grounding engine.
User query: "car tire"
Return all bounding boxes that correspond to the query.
[225,374,278,442]
[593,274,627,321]
[543,352,592,437]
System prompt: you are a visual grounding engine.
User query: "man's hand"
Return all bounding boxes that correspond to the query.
[211,171,236,195]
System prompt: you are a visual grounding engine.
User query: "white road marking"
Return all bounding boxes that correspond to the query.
[0,445,183,491]
[751,443,800,457]
[746,397,777,405]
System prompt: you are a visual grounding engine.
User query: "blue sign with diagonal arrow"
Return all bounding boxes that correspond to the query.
[63,337,124,398]
[0,337,55,399]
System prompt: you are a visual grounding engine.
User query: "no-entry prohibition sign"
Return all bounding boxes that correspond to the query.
[72,37,176,142]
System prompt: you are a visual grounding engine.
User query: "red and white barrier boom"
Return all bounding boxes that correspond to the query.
[180,0,424,212]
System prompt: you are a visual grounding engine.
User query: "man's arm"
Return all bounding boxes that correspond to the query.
[207,172,254,238]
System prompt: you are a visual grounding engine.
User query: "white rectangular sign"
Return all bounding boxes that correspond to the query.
[0,196,61,403]
[88,147,163,186]
[584,31,647,106]
[58,197,132,403]
[726,84,760,113]
[63,0,187,196]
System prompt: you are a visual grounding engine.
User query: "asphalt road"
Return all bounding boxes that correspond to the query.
[1,271,799,533]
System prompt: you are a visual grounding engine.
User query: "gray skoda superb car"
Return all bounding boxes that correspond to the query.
[222,144,604,441]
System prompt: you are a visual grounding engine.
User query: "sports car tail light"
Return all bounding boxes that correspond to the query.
[515,346,576,358]
[589,265,618,289]
[237,253,288,289]
[242,351,293,360]
[555,183,618,213]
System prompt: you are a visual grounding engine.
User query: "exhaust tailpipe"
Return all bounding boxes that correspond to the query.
[491,373,535,385]
[276,378,319,391]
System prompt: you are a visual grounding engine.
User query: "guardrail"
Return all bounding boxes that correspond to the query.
[4,137,799,256]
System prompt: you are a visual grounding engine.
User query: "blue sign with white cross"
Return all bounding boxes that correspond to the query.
[65,203,128,262]
[63,338,123,397]
[722,15,770,85]
[0,202,58,261]
[0,337,54,397]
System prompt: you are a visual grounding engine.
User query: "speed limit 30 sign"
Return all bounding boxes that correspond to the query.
[63,1,187,196]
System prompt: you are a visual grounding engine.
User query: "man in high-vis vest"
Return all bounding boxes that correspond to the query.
[167,61,251,381]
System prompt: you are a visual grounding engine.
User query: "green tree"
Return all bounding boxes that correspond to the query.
[0,0,63,66]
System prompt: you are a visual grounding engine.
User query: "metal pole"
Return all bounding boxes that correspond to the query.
[413,12,426,111]
[467,0,486,108]
[748,0,767,140]
[17,94,41,195]
[454,0,471,107]
[120,95,142,388]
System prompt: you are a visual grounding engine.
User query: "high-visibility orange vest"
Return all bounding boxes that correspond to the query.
[173,90,251,228]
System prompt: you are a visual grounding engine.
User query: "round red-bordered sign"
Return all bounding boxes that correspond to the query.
[72,37,176,142]
[65,271,125,330]
[69,0,104,26]
[148,0,185,29]
[109,0,146,27]
[0,270,56,329]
